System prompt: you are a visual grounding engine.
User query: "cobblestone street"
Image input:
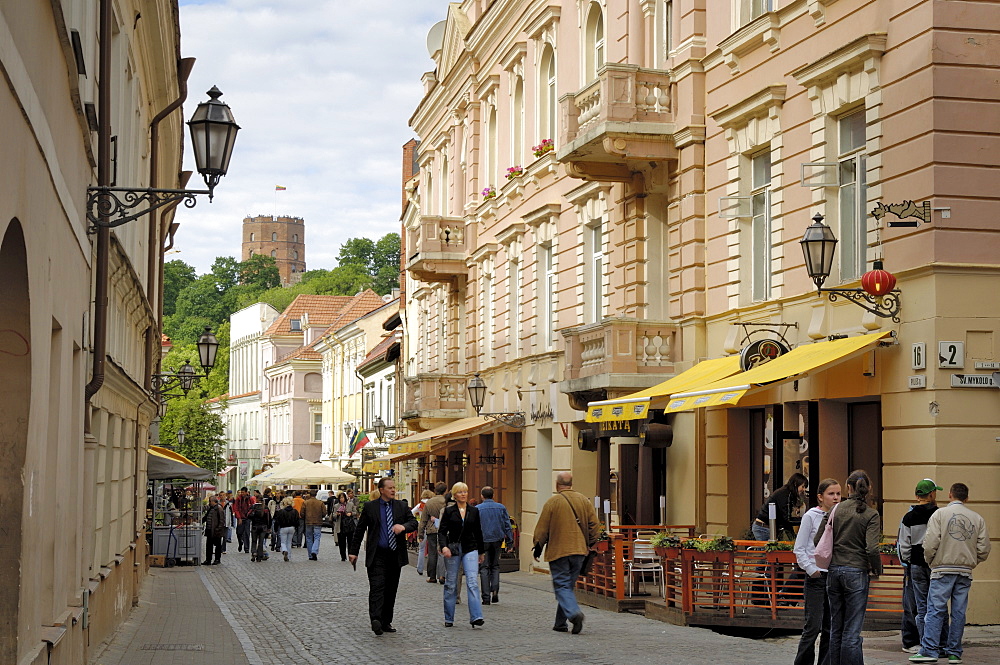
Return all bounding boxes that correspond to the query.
[90,535,1000,665]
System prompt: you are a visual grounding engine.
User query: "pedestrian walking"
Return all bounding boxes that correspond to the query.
[302,490,326,561]
[909,482,991,664]
[793,477,841,665]
[439,482,486,628]
[248,500,271,562]
[203,496,226,566]
[419,482,448,585]
[814,469,881,665]
[268,490,281,551]
[476,486,513,605]
[219,492,232,555]
[532,471,601,635]
[292,491,305,547]
[273,497,299,562]
[332,491,358,561]
[413,489,434,575]
[233,486,255,554]
[348,478,417,636]
[899,479,947,653]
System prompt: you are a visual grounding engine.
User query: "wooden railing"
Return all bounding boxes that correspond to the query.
[578,535,904,628]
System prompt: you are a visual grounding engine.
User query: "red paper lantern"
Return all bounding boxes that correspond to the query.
[861,260,896,297]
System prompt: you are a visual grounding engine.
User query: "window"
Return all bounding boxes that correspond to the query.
[584,3,605,82]
[312,412,322,442]
[293,250,298,260]
[483,271,495,364]
[838,110,867,281]
[292,234,298,242]
[512,77,524,168]
[440,153,449,214]
[290,318,301,332]
[741,0,774,24]
[750,150,772,301]
[588,222,604,323]
[509,257,521,356]
[656,1,673,68]
[540,244,555,350]
[539,45,557,143]
[249,232,255,241]
[271,249,277,258]
[271,232,277,241]
[487,107,498,187]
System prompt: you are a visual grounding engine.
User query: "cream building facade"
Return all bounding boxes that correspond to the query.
[403,0,998,621]
[0,1,191,662]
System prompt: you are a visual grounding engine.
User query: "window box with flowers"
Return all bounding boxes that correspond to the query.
[481,186,497,201]
[532,138,554,157]
[504,165,524,181]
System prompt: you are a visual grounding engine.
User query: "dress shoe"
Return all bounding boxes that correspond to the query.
[482,599,491,605]
[570,612,585,634]
[371,619,383,636]
[202,560,213,566]
[427,577,438,583]
[552,625,568,632]
[491,593,499,603]
[471,618,484,627]
[444,622,453,627]
[438,577,446,584]
[213,560,221,565]
[283,551,289,562]
[383,625,397,633]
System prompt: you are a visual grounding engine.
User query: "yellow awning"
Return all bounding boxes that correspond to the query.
[586,355,743,422]
[364,453,405,473]
[389,416,494,460]
[149,445,199,467]
[665,331,892,413]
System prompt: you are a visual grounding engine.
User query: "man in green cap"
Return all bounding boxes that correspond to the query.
[898,479,945,653]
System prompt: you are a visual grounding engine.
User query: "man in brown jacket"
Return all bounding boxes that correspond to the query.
[419,482,448,584]
[302,490,327,561]
[533,472,601,634]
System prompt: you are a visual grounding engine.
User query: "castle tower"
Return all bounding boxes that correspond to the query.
[242,215,306,285]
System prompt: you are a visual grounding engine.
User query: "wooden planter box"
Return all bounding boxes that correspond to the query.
[594,540,610,553]
[765,550,796,565]
[654,546,681,559]
[881,553,900,566]
[682,549,735,564]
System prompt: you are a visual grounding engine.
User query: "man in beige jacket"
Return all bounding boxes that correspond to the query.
[532,472,601,634]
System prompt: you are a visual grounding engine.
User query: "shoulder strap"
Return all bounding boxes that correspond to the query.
[560,492,590,544]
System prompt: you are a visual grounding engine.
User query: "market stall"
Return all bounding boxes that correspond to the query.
[147,446,214,566]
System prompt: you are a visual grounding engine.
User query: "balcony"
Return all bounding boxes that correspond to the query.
[560,319,679,398]
[406,216,472,283]
[401,373,469,429]
[558,64,676,182]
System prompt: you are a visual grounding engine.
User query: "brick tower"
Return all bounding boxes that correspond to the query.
[242,215,306,285]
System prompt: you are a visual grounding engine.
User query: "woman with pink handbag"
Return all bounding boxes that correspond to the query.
[793,478,842,665]
[814,469,882,665]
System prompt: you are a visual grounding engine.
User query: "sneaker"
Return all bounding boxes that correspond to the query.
[909,655,938,663]
[903,646,922,654]
[471,618,484,627]
[947,656,962,664]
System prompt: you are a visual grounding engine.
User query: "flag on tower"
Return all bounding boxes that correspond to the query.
[275,185,287,191]
[348,428,371,456]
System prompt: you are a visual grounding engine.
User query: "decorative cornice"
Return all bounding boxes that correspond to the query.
[496,223,526,247]
[792,33,888,89]
[468,242,499,264]
[709,84,787,129]
[526,4,561,40]
[500,42,527,71]
[522,203,561,228]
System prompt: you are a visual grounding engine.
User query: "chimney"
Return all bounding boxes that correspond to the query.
[401,138,420,213]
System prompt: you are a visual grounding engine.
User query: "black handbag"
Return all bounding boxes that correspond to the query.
[561,494,598,575]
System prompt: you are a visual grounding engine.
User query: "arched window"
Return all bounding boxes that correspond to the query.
[271,250,277,258]
[539,45,557,143]
[487,107,498,186]
[512,76,524,166]
[272,232,277,241]
[293,250,298,260]
[440,153,449,215]
[584,3,605,82]
[293,234,298,243]
[250,232,255,241]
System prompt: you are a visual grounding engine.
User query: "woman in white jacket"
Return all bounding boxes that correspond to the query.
[793,478,842,665]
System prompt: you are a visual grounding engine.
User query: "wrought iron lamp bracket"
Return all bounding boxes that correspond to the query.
[478,412,527,429]
[819,287,901,324]
[87,186,212,231]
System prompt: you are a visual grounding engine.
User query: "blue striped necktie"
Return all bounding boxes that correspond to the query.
[385,502,397,550]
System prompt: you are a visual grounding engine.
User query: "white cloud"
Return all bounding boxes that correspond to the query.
[173,0,445,273]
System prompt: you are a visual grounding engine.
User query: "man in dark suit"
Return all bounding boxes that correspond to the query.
[349,478,417,636]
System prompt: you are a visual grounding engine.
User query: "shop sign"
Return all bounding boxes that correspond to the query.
[238,459,249,478]
[593,419,639,437]
[950,374,995,388]
[739,339,790,372]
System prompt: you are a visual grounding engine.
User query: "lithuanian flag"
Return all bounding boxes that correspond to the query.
[348,428,371,456]
[275,185,287,191]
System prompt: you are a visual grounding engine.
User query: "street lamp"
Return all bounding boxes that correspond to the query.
[467,374,526,428]
[153,327,220,403]
[373,415,386,442]
[86,87,239,228]
[176,428,185,446]
[799,213,901,322]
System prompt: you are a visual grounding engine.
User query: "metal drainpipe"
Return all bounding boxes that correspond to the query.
[85,0,112,403]
[144,57,195,391]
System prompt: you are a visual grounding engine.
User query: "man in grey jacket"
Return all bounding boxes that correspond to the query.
[909,483,991,664]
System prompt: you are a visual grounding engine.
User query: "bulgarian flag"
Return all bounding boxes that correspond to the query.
[348,428,371,456]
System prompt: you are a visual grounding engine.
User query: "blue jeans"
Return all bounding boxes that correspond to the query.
[549,554,586,629]
[416,535,428,574]
[902,564,920,648]
[794,573,831,665]
[443,545,482,623]
[279,526,294,554]
[921,573,972,658]
[827,565,870,665]
[752,522,772,542]
[305,525,322,556]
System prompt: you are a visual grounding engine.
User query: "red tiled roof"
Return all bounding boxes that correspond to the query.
[269,290,391,364]
[263,294,355,336]
[358,331,401,371]
[320,290,389,334]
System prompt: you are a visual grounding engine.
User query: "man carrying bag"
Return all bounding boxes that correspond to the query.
[532,472,601,635]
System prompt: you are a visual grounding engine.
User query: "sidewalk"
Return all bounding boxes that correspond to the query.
[89,566,250,665]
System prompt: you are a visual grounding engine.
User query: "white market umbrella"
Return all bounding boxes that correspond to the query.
[246,458,315,487]
[275,462,356,485]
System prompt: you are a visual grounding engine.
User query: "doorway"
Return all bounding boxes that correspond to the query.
[0,220,30,662]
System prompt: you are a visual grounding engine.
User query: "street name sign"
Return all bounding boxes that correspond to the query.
[950,374,995,388]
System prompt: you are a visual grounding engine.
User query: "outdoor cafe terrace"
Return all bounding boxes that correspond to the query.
[574,525,904,631]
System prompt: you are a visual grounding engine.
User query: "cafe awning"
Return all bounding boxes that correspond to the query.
[363,453,407,473]
[586,355,743,422]
[387,416,495,459]
[665,331,892,412]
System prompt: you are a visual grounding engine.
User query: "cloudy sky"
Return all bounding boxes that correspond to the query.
[174,0,447,273]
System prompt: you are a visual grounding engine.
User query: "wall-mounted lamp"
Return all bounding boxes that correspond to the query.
[477,453,505,467]
[467,374,526,428]
[153,327,218,403]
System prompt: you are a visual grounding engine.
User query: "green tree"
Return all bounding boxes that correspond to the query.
[311,264,373,295]
[211,256,240,291]
[337,237,376,272]
[159,396,226,472]
[165,274,228,343]
[335,234,400,295]
[163,260,197,317]
[239,253,281,290]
